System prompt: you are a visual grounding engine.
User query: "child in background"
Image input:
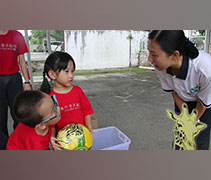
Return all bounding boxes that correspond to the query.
[40,51,93,150]
[7,90,61,150]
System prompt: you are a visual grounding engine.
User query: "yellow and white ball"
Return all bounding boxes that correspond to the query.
[57,123,93,150]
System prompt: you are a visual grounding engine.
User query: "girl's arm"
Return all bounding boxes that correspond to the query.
[50,127,62,150]
[85,115,92,132]
[18,54,31,90]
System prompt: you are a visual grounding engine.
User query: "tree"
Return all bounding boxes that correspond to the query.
[127,33,133,67]
[198,30,205,36]
[30,30,46,44]
[30,30,64,45]
[51,30,64,41]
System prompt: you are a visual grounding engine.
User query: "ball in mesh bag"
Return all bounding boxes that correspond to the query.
[57,123,93,150]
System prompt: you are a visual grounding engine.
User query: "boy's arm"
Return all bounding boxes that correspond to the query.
[85,115,92,132]
[50,127,62,150]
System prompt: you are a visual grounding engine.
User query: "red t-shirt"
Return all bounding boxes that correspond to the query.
[0,30,28,75]
[49,85,94,132]
[7,123,52,150]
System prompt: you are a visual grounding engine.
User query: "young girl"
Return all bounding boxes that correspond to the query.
[147,30,211,150]
[40,51,93,150]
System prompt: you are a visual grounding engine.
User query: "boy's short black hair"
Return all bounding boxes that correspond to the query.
[13,90,45,128]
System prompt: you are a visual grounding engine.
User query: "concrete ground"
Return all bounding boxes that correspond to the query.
[73,70,175,150]
[8,70,177,150]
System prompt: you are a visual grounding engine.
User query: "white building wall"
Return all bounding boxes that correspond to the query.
[64,30,149,70]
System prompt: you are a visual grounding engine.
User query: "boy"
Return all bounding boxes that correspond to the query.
[7,90,61,150]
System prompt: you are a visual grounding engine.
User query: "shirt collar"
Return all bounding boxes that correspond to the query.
[166,55,189,80]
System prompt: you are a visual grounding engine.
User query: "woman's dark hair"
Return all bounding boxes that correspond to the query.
[13,90,45,128]
[40,51,76,94]
[148,30,199,59]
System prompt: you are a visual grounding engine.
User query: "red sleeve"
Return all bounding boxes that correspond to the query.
[78,86,94,116]
[6,139,19,150]
[15,31,28,55]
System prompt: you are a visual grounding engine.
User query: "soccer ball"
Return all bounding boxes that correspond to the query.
[57,123,93,150]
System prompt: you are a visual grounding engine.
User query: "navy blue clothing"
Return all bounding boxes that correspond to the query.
[0,72,23,149]
[175,101,211,150]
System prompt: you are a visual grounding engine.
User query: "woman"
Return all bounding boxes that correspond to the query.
[147,30,211,150]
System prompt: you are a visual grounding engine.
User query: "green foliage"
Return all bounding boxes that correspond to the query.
[30,30,64,45]
[127,34,133,40]
[51,30,64,41]
[137,41,147,66]
[198,30,205,36]
[74,68,150,75]
[30,30,46,44]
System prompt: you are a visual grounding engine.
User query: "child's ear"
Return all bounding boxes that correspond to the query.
[48,70,57,80]
[35,123,47,131]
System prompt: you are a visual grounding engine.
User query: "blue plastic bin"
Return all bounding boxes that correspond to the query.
[91,126,131,150]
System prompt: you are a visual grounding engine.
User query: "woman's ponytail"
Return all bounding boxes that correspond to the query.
[184,38,199,59]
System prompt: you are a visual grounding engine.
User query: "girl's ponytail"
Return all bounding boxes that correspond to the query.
[39,71,51,94]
